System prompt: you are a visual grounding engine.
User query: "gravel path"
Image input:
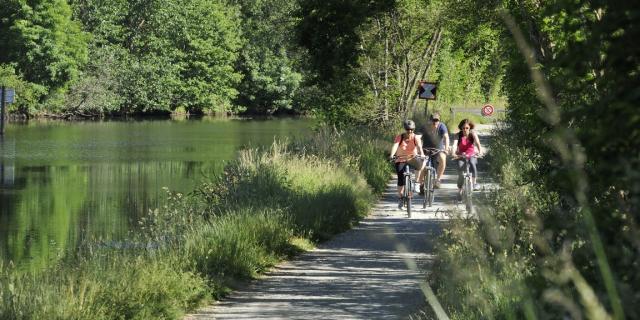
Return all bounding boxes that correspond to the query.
[186,126,494,320]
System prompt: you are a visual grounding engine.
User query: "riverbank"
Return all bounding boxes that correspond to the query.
[0,127,391,319]
[0,112,311,122]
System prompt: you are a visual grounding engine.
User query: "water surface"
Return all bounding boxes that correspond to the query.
[0,117,313,270]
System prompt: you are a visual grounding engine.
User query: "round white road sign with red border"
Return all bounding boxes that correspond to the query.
[481,104,494,116]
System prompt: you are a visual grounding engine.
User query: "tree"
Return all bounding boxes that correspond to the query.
[296,0,395,82]
[70,0,243,114]
[233,0,303,114]
[0,0,88,109]
[169,0,243,113]
[358,0,445,120]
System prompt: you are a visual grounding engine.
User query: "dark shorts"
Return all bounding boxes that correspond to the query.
[395,158,424,186]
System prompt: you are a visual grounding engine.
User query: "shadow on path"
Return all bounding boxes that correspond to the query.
[187,215,445,320]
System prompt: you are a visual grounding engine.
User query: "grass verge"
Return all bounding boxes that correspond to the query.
[0,126,390,319]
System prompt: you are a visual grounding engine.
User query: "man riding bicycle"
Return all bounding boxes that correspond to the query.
[389,120,426,209]
[419,112,450,189]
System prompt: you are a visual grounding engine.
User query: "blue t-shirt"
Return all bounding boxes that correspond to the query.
[421,122,448,149]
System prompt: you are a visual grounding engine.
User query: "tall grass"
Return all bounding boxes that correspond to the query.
[0,126,390,319]
[424,12,634,319]
[429,128,557,319]
[291,126,391,194]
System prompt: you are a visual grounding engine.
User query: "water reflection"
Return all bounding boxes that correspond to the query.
[0,118,312,270]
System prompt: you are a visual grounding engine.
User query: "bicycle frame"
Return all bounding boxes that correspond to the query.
[422,148,443,208]
[460,156,475,214]
[402,164,413,217]
[392,154,426,217]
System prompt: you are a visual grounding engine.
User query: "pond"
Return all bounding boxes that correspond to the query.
[0,117,314,270]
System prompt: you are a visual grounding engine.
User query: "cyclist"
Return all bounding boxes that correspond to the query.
[451,119,483,201]
[389,119,426,209]
[419,112,450,189]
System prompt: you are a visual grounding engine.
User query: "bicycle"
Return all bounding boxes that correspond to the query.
[391,155,425,218]
[453,153,479,214]
[421,148,445,208]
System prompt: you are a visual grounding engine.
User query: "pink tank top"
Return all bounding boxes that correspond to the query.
[458,135,475,156]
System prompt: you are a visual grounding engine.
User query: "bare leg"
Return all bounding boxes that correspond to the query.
[437,153,446,181]
[417,168,424,184]
[397,186,404,208]
[397,186,404,198]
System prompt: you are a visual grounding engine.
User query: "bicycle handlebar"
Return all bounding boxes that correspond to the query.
[390,154,427,162]
[452,152,481,160]
[423,147,445,156]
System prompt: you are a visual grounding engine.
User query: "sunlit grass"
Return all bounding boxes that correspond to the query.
[0,126,390,319]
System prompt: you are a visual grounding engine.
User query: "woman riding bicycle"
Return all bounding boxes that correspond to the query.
[451,119,483,201]
[389,119,426,209]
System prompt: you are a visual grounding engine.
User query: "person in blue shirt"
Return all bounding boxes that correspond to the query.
[419,112,450,188]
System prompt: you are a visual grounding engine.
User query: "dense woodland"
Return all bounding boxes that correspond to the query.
[1,0,638,319]
[0,0,501,118]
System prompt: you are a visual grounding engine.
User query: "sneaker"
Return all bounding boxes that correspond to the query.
[434,180,441,189]
[456,192,463,202]
[474,184,480,191]
[398,198,403,209]
[414,183,421,193]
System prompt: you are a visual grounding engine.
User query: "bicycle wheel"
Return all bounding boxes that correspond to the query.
[428,170,436,207]
[405,174,412,218]
[464,176,473,214]
[423,170,430,208]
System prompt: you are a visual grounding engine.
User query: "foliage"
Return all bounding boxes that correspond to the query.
[1,0,504,118]
[0,0,88,111]
[171,0,243,113]
[233,0,303,114]
[431,28,503,110]
[354,1,426,119]
[431,0,640,319]
[63,44,125,115]
[296,0,394,82]
[70,0,243,114]
[0,64,44,115]
[295,0,504,125]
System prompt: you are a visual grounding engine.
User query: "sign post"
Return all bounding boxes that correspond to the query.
[418,81,438,118]
[0,87,15,136]
[1,86,6,136]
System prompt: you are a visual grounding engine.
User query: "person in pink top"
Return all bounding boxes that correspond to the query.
[389,120,425,209]
[452,119,483,201]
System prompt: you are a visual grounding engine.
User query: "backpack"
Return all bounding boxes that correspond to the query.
[401,132,419,147]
